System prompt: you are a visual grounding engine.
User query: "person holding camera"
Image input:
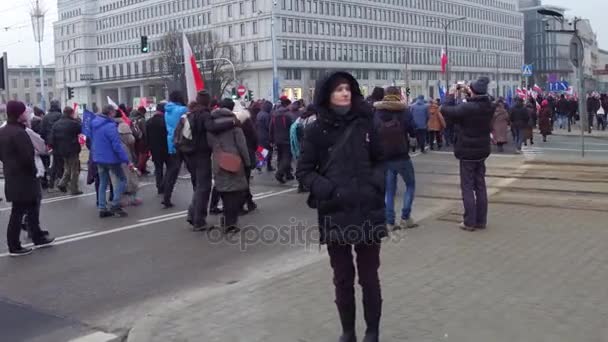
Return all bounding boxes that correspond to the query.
[440,77,495,231]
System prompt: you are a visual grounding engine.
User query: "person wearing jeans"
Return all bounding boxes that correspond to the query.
[91,105,131,218]
[410,95,430,153]
[373,86,418,230]
[441,77,494,231]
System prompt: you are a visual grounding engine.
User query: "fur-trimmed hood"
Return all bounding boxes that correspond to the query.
[373,100,407,112]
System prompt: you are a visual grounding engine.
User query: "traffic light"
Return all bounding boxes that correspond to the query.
[68,87,74,99]
[140,36,149,53]
[231,87,237,99]
[406,87,411,97]
[247,90,254,101]
[0,56,5,90]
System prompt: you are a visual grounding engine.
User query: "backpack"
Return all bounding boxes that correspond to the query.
[173,113,196,154]
[378,114,408,159]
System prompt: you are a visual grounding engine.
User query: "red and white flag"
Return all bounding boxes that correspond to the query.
[532,84,543,94]
[440,48,448,74]
[139,97,148,108]
[73,102,78,114]
[107,96,131,126]
[183,33,205,103]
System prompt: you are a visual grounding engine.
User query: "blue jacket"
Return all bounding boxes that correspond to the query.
[410,98,430,129]
[165,102,188,154]
[91,114,130,165]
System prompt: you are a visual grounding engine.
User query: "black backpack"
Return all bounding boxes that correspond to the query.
[173,113,196,154]
[378,114,408,159]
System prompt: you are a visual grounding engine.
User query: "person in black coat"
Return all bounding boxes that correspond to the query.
[269,106,294,183]
[49,106,83,195]
[0,101,55,256]
[145,102,169,195]
[296,71,387,342]
[441,77,495,232]
[40,100,64,188]
[587,93,601,133]
[509,98,530,152]
[236,105,259,213]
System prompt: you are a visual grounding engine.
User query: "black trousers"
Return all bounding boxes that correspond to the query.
[7,181,45,251]
[188,155,212,226]
[210,186,221,209]
[49,154,64,188]
[243,167,254,207]
[152,155,170,194]
[276,144,293,178]
[327,243,382,333]
[220,191,244,228]
[263,144,274,169]
[163,153,196,204]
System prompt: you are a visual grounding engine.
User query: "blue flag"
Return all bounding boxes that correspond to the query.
[438,81,446,101]
[506,88,513,108]
[82,109,96,139]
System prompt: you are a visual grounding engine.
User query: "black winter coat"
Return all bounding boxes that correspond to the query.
[556,98,570,114]
[296,71,387,245]
[50,116,82,158]
[509,104,531,129]
[0,121,41,203]
[441,95,495,161]
[40,109,62,143]
[145,113,169,161]
[189,103,238,156]
[587,97,601,114]
[256,101,273,147]
[30,116,43,135]
[269,107,293,145]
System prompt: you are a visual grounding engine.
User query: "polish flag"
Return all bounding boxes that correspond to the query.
[183,33,205,103]
[73,102,78,114]
[440,48,448,74]
[532,84,543,94]
[107,96,131,126]
[139,97,148,108]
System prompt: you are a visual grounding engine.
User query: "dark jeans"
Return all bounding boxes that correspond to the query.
[443,126,454,147]
[220,191,244,228]
[49,154,64,188]
[94,175,114,207]
[428,130,442,149]
[163,153,196,204]
[415,129,427,151]
[243,167,254,207]
[588,114,595,133]
[597,114,606,131]
[276,143,293,179]
[152,155,169,194]
[459,160,488,227]
[210,186,221,209]
[188,155,212,226]
[327,243,382,334]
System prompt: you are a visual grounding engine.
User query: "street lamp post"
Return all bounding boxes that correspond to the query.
[427,17,466,91]
[270,0,279,103]
[31,0,46,111]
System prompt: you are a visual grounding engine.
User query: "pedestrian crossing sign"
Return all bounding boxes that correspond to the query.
[522,64,533,77]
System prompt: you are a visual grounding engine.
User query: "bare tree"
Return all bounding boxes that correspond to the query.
[158,30,244,98]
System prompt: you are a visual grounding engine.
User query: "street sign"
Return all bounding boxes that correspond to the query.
[548,81,569,92]
[237,85,246,97]
[522,64,533,77]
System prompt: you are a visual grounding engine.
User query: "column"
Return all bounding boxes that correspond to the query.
[117,86,124,104]
[139,84,145,99]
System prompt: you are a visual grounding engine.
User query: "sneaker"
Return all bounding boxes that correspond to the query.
[9,247,33,257]
[400,218,419,229]
[111,207,128,218]
[459,222,476,231]
[275,174,286,184]
[57,185,67,193]
[33,236,55,249]
[475,224,487,230]
[70,190,84,196]
[161,201,174,209]
[99,210,114,218]
[209,207,223,215]
[224,225,241,234]
[247,201,258,212]
[192,223,213,232]
[387,224,401,231]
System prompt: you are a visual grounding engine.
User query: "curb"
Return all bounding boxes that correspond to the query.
[524,159,608,167]
[550,132,608,140]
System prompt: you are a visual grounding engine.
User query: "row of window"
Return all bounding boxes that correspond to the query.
[98,0,212,29]
[58,24,77,37]
[298,68,521,82]
[60,8,81,20]
[280,39,522,70]
[96,13,212,47]
[227,0,258,17]
[9,78,53,89]
[0,93,54,104]
[99,0,211,14]
[277,0,522,27]
[280,18,522,51]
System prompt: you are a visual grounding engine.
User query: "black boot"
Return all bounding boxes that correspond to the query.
[337,303,357,342]
[362,299,381,342]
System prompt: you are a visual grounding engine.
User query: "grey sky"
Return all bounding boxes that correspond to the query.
[0,0,606,67]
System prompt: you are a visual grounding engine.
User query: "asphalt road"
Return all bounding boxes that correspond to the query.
[0,150,554,342]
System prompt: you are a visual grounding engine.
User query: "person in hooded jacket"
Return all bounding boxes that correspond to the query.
[235,102,259,213]
[0,101,55,256]
[366,86,384,109]
[290,104,317,193]
[256,100,274,172]
[207,104,251,233]
[91,105,130,218]
[491,100,510,152]
[587,93,601,133]
[187,93,239,230]
[374,86,418,231]
[269,104,294,184]
[297,72,387,342]
[538,100,553,142]
[427,99,446,150]
[49,106,83,195]
[410,95,430,153]
[146,102,169,195]
[509,97,530,152]
[40,100,64,189]
[441,77,494,232]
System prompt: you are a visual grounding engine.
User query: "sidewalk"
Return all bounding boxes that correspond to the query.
[127,186,608,341]
[551,127,608,139]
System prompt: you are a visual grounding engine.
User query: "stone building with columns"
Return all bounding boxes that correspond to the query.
[55,0,524,110]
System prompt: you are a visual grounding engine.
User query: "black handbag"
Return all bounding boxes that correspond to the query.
[307,122,356,209]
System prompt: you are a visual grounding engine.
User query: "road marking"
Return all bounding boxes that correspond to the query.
[138,211,188,223]
[527,147,608,153]
[0,188,297,258]
[430,150,517,158]
[67,332,119,342]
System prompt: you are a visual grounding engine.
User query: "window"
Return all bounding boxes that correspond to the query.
[229,25,233,38]
[11,79,17,88]
[228,4,232,17]
[253,43,259,61]
[241,45,246,61]
[24,79,30,88]
[240,23,245,35]
[98,67,103,79]
[25,93,31,104]
[239,2,244,15]
[253,21,258,34]
[252,0,257,12]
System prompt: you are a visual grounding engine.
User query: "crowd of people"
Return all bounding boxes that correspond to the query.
[3,70,608,341]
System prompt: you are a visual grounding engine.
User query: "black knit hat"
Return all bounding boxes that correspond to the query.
[471,77,490,95]
[6,100,26,120]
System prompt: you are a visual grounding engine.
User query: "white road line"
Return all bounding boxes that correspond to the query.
[0,188,297,258]
[429,150,517,158]
[138,211,188,222]
[528,147,608,153]
[67,332,119,342]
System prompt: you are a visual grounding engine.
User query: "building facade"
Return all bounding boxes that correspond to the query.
[520,0,599,91]
[55,0,524,109]
[0,66,57,107]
